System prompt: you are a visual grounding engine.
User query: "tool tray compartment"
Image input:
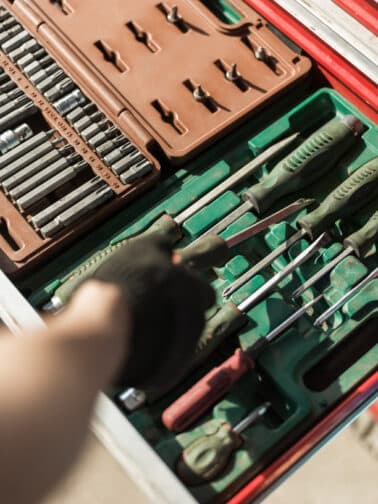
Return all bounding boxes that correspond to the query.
[22,88,378,503]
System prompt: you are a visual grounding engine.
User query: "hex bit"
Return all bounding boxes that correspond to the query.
[53,89,87,116]
[0,130,55,171]
[120,159,153,184]
[45,77,75,102]
[0,87,23,107]
[1,29,31,53]
[23,55,53,78]
[1,144,70,190]
[9,38,41,62]
[31,177,105,228]
[0,123,33,154]
[0,101,37,133]
[10,153,82,200]
[111,149,145,175]
[103,141,134,166]
[32,66,61,87]
[40,185,114,238]
[17,161,88,211]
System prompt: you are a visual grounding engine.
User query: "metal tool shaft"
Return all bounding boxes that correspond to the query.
[314,268,378,326]
[237,233,329,313]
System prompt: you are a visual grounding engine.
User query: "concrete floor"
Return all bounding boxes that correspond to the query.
[43,416,378,504]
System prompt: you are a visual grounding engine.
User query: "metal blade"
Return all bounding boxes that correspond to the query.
[223,228,307,298]
[314,267,378,326]
[292,246,353,298]
[226,198,315,249]
[237,233,330,313]
[233,402,271,434]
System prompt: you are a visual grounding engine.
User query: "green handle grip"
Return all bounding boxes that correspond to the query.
[243,116,363,214]
[177,423,241,486]
[344,209,378,257]
[298,157,378,239]
[174,235,231,271]
[194,302,246,367]
[52,214,182,306]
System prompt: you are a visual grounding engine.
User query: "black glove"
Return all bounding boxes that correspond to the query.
[93,235,215,390]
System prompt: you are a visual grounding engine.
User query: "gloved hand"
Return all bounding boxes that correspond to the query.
[92,235,215,390]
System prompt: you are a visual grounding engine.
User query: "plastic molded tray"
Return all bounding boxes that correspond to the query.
[21,89,378,503]
[11,0,311,162]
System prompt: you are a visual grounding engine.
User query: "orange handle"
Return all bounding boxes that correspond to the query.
[162,349,254,432]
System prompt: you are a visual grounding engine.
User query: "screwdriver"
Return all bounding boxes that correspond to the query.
[176,403,270,486]
[314,267,378,327]
[192,115,363,244]
[156,159,378,400]
[293,209,378,298]
[174,199,314,271]
[223,157,378,299]
[163,295,321,432]
[43,134,298,310]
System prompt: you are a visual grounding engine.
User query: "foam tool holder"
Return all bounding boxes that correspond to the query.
[0,0,311,276]
[22,88,378,503]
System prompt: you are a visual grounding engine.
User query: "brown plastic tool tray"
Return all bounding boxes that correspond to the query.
[0,0,310,277]
[10,0,311,161]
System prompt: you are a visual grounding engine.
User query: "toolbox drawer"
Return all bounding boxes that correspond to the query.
[0,1,377,503]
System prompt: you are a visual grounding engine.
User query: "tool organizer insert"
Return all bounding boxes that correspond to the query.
[0,0,311,276]
[23,88,378,503]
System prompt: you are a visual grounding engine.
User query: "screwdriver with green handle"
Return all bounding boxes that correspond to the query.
[135,158,378,406]
[43,115,361,311]
[191,115,364,243]
[42,133,298,311]
[176,403,270,486]
[292,208,378,298]
[223,157,378,299]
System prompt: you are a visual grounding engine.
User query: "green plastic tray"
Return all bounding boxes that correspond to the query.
[21,89,377,503]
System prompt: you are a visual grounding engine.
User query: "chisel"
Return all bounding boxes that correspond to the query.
[293,209,378,298]
[42,134,299,310]
[191,115,363,244]
[223,158,378,298]
[176,403,270,485]
[314,268,378,326]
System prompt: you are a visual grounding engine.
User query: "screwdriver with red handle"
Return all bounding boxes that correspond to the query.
[162,295,321,432]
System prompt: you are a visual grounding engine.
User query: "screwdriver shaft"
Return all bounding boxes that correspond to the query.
[292,246,352,298]
[314,268,378,326]
[237,233,329,312]
[223,228,306,298]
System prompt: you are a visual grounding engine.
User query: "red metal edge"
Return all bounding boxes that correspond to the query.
[227,371,378,504]
[244,0,378,123]
[333,0,378,36]
[369,402,378,424]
